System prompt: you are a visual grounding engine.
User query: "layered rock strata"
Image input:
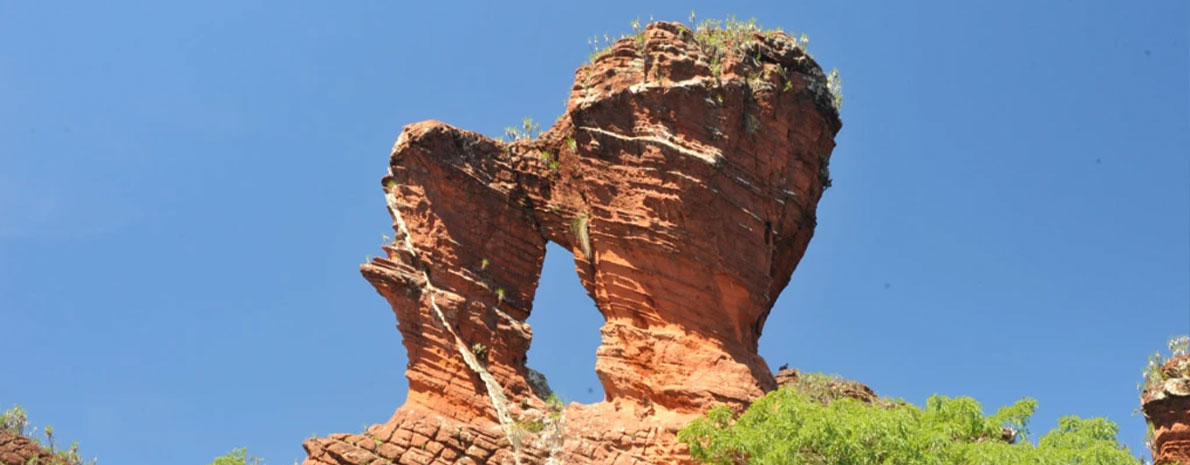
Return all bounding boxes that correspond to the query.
[1143,354,1190,465]
[0,431,69,465]
[304,20,841,465]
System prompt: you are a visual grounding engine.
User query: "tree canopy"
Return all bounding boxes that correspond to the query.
[679,373,1140,465]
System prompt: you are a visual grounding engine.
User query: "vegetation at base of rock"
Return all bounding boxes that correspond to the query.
[1,404,92,465]
[678,374,1140,465]
[209,448,263,465]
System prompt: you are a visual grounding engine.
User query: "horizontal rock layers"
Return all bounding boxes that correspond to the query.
[304,20,841,465]
[1144,354,1190,465]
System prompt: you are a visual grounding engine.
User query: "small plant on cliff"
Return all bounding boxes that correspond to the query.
[545,393,566,420]
[827,67,844,110]
[1,404,29,435]
[1140,334,1189,395]
[565,137,577,152]
[679,376,1140,465]
[471,342,489,363]
[504,117,540,141]
[513,416,545,434]
[571,212,592,260]
[818,153,833,190]
[539,150,561,171]
[587,32,629,65]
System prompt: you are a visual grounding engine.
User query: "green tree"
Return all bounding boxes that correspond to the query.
[679,374,1139,465]
[209,448,262,465]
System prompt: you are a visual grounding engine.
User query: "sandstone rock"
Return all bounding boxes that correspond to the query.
[304,20,841,465]
[773,369,879,405]
[773,367,800,387]
[1143,354,1190,465]
[0,431,71,465]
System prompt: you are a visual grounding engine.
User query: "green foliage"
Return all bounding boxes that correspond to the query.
[539,150,561,171]
[209,448,262,465]
[514,417,545,434]
[565,137,577,151]
[679,377,1139,465]
[545,393,565,420]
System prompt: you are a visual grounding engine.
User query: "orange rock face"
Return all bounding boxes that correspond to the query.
[1143,354,1190,465]
[303,21,841,465]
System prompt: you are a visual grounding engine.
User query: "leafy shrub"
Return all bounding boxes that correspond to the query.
[209,448,262,465]
[679,376,1140,465]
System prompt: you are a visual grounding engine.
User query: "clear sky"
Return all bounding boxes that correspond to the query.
[1,1,1186,464]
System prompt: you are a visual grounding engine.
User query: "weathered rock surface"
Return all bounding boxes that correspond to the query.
[0,431,68,465]
[304,20,841,465]
[773,368,879,404]
[1143,354,1190,465]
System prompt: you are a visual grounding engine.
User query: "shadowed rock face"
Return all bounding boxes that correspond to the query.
[1144,354,1190,465]
[304,21,841,465]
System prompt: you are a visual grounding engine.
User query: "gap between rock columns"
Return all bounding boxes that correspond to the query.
[304,20,842,465]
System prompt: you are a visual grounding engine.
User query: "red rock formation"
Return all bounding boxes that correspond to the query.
[0,431,70,465]
[1143,354,1190,465]
[304,20,841,465]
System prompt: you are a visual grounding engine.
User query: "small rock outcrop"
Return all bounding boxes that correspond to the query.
[1143,354,1190,465]
[304,20,841,465]
[0,431,68,465]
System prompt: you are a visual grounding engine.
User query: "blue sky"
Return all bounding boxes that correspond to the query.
[1,1,1186,463]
